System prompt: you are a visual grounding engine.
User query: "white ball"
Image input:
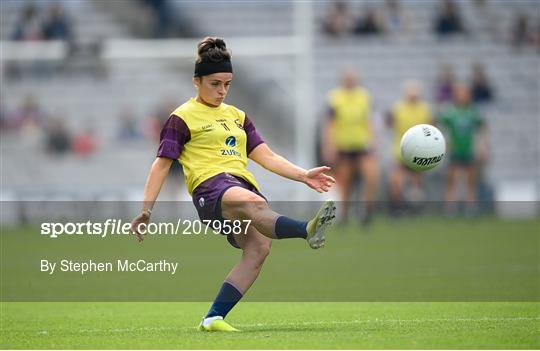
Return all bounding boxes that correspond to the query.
[400,124,446,172]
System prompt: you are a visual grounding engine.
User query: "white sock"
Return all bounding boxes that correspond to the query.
[202,315,223,327]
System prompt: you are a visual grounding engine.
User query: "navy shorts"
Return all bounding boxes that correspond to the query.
[451,154,474,166]
[338,149,371,161]
[192,173,267,249]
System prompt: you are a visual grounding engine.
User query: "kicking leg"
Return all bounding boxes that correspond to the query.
[201,187,336,332]
[200,225,271,332]
[221,187,336,248]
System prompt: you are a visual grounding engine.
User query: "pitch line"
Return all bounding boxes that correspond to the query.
[235,317,540,328]
[69,316,539,334]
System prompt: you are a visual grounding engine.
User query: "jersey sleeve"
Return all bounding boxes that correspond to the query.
[156,114,191,160]
[244,116,265,155]
[327,91,336,120]
[327,106,336,120]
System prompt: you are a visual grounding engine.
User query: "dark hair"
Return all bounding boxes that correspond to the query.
[196,37,231,64]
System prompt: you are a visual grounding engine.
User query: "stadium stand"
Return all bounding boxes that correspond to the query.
[1,0,538,203]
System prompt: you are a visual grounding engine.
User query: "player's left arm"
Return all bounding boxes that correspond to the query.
[249,143,335,193]
[244,115,335,192]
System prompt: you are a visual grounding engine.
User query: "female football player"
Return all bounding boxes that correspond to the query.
[387,80,433,214]
[323,69,379,225]
[440,83,486,214]
[130,37,336,332]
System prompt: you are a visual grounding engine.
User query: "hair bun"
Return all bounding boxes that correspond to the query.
[196,37,231,63]
[212,38,227,50]
[198,37,226,53]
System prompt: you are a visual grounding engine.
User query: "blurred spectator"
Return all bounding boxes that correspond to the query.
[11,4,44,41]
[4,95,43,131]
[434,63,456,104]
[142,0,170,37]
[117,110,142,142]
[140,0,190,38]
[387,80,433,215]
[72,128,97,157]
[354,8,384,35]
[323,69,379,225]
[145,98,179,142]
[321,1,355,37]
[471,0,499,40]
[509,13,540,50]
[433,0,465,37]
[534,20,540,51]
[470,63,494,104]
[439,84,486,213]
[45,118,71,155]
[9,3,73,80]
[43,3,72,41]
[144,114,162,142]
[381,0,410,35]
[510,14,530,48]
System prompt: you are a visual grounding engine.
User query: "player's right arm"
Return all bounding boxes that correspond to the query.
[142,157,174,211]
[131,157,173,242]
[131,114,190,242]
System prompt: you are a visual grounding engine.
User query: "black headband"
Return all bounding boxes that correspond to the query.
[194,59,233,77]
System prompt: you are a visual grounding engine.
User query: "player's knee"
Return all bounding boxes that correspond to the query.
[257,241,271,261]
[242,198,269,220]
[224,193,266,220]
[244,240,271,265]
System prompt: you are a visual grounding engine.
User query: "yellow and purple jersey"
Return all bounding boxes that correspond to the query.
[328,87,372,151]
[157,98,264,195]
[391,99,432,159]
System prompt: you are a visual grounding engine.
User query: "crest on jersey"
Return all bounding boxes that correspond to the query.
[225,136,236,147]
[234,119,244,129]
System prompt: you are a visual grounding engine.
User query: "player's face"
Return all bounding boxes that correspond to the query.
[341,70,358,90]
[405,87,420,102]
[454,85,471,105]
[194,72,233,107]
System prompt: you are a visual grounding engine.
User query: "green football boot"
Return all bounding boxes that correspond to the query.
[306,199,336,249]
[198,316,240,332]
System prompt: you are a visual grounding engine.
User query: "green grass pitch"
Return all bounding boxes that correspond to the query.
[1,217,539,349]
[1,302,539,349]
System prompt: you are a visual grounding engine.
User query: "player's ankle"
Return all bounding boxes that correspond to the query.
[202,315,223,326]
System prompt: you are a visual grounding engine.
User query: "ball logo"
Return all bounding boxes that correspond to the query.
[199,197,205,208]
[225,136,236,147]
[412,154,445,166]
